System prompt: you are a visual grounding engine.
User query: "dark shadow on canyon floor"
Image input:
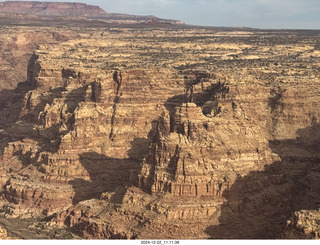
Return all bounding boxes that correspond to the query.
[205,124,320,239]
[69,152,141,205]
[69,134,151,205]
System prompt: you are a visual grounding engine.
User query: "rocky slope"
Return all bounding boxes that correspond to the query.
[0,26,320,239]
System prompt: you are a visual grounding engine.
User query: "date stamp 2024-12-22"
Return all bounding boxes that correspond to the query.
[141,241,180,245]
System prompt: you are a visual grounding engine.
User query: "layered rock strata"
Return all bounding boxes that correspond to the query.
[0,28,320,239]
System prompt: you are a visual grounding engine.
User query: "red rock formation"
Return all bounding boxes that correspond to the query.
[136,100,275,197]
[1,28,320,239]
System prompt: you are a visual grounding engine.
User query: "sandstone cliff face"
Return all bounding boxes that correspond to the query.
[136,101,275,197]
[1,28,320,239]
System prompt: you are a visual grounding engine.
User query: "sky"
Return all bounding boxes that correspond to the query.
[6,0,320,29]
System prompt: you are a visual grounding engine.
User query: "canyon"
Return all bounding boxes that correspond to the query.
[0,3,320,240]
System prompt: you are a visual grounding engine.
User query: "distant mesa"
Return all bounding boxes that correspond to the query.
[0,1,107,17]
[0,1,184,24]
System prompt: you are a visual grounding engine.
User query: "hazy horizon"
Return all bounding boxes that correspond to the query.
[1,0,320,29]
